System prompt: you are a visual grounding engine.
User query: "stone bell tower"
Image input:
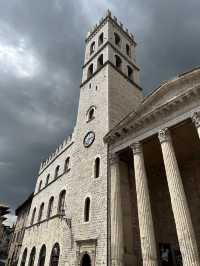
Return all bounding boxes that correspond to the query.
[72,10,143,266]
[75,9,143,136]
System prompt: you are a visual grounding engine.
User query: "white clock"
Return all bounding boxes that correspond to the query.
[83,131,95,147]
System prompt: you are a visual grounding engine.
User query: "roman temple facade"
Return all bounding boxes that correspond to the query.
[17,10,200,266]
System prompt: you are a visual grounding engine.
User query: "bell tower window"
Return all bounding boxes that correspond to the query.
[97,54,103,70]
[90,42,95,55]
[115,55,122,70]
[87,106,96,122]
[126,44,131,57]
[87,64,93,79]
[127,65,133,80]
[98,33,104,46]
[114,32,121,47]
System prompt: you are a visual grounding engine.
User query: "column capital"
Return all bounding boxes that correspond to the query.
[192,112,200,129]
[158,128,172,144]
[109,153,119,165]
[130,142,142,155]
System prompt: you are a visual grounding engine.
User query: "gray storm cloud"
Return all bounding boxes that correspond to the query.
[0,0,200,215]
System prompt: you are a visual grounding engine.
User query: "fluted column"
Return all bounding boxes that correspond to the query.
[192,112,200,139]
[158,128,200,266]
[110,153,124,266]
[130,142,158,266]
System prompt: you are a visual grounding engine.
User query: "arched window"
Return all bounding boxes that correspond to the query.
[126,44,131,56]
[90,41,95,55]
[81,253,91,266]
[50,243,60,266]
[114,32,121,47]
[38,245,46,266]
[64,157,70,172]
[46,174,50,186]
[38,180,42,192]
[115,55,122,70]
[38,203,44,222]
[47,197,54,218]
[97,54,103,70]
[94,157,100,178]
[54,165,60,179]
[20,248,27,266]
[30,207,36,225]
[84,197,90,222]
[127,65,133,80]
[98,32,104,46]
[28,247,36,266]
[87,64,93,79]
[87,106,95,121]
[58,190,66,215]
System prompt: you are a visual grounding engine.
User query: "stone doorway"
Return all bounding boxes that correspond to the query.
[81,253,91,266]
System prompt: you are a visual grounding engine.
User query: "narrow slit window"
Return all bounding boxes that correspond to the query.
[84,197,90,222]
[94,157,100,178]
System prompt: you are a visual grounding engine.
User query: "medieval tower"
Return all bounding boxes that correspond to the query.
[17,10,143,266]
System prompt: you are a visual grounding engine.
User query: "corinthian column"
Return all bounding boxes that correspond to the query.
[192,112,200,138]
[158,128,200,266]
[130,142,158,266]
[110,153,124,266]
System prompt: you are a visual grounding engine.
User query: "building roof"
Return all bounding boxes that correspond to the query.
[15,193,33,216]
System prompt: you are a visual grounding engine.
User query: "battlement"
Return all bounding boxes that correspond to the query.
[86,9,136,45]
[39,131,74,173]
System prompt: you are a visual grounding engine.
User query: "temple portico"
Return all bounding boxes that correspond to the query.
[108,114,200,265]
[105,70,200,266]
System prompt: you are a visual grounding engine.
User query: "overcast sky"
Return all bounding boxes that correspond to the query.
[1,0,200,223]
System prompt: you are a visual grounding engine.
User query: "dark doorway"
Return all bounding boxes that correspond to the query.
[81,253,91,266]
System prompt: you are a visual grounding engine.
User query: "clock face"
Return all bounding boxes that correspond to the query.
[83,131,95,147]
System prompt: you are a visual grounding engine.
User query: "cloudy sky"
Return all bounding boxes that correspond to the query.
[1,0,200,224]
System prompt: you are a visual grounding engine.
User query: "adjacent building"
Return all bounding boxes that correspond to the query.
[15,10,200,266]
[7,194,33,266]
[0,204,11,265]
